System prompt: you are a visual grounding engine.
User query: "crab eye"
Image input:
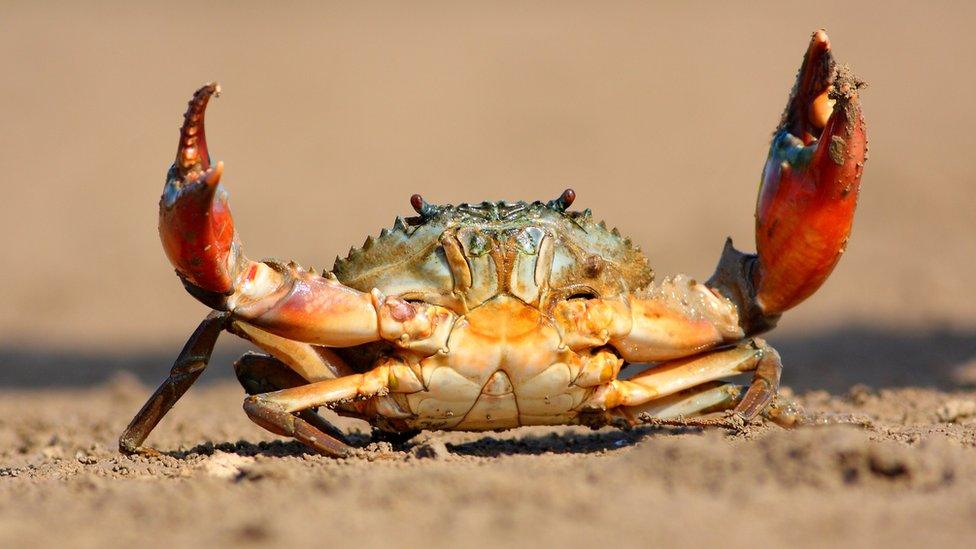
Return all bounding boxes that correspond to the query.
[566,289,598,301]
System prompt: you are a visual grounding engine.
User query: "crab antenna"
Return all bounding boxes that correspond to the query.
[548,188,576,212]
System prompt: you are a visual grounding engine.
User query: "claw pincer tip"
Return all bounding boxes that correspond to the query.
[177,83,221,176]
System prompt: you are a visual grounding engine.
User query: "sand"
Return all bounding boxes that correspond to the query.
[2,382,976,547]
[2,2,976,547]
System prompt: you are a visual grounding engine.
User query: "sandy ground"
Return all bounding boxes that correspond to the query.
[2,381,976,548]
[3,1,976,547]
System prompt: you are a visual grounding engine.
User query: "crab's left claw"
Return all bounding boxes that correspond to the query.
[756,31,867,318]
[159,83,243,296]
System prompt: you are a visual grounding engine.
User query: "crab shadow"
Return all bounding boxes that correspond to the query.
[162,439,349,460]
[1,324,975,393]
[166,425,682,460]
[436,425,683,457]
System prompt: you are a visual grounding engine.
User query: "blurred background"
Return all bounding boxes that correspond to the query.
[2,0,974,392]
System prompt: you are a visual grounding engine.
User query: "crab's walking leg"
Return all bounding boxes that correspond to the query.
[228,321,357,381]
[617,340,774,408]
[620,382,805,428]
[623,382,744,421]
[234,353,351,445]
[243,367,393,456]
[119,311,229,455]
[586,339,782,426]
[709,30,867,331]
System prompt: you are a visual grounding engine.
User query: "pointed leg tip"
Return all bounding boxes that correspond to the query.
[784,30,839,140]
[810,29,830,50]
[208,160,225,186]
[803,29,832,71]
[196,81,221,97]
[186,82,220,116]
[178,83,223,177]
[805,29,832,82]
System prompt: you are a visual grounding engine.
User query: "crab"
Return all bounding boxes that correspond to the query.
[120,30,866,457]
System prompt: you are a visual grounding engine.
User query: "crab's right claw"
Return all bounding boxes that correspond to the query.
[753,30,867,316]
[159,83,243,296]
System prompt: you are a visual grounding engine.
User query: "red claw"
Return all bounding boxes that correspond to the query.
[159,83,241,295]
[754,31,867,316]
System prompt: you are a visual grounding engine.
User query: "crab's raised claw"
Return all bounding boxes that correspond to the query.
[753,30,867,316]
[159,83,243,296]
